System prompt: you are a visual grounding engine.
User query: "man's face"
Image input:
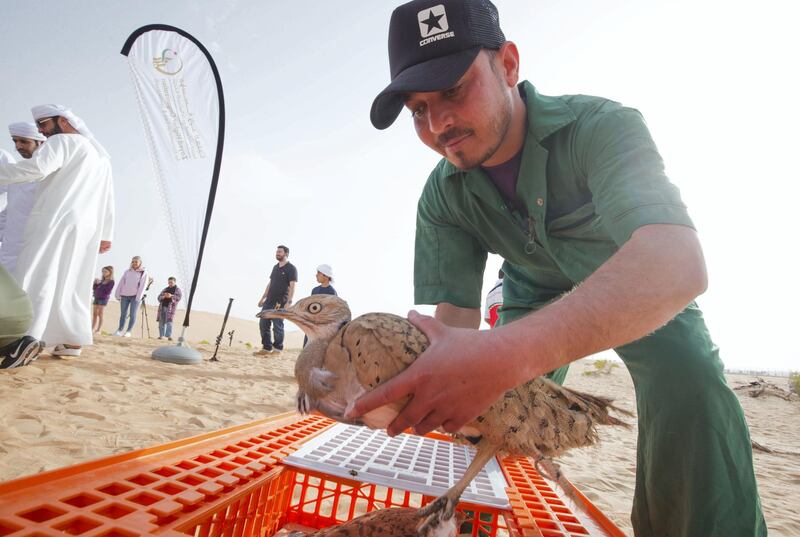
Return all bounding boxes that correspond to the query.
[168,278,176,286]
[275,248,287,261]
[404,51,513,170]
[131,258,141,269]
[36,117,63,138]
[12,136,40,159]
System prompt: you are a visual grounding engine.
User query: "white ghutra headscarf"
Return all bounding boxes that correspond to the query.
[8,122,46,141]
[31,104,110,159]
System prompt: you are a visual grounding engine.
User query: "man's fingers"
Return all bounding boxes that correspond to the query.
[407,310,443,340]
[344,373,411,420]
[441,417,466,434]
[413,410,445,437]
[386,395,434,437]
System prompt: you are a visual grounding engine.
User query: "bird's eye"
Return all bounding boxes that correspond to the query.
[308,303,322,314]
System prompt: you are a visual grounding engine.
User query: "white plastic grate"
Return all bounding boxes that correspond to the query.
[284,423,510,509]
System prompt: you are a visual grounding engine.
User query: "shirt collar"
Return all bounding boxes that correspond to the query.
[439,81,576,178]
[520,81,576,143]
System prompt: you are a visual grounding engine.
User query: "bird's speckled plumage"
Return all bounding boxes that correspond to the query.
[260,295,630,536]
[286,507,462,537]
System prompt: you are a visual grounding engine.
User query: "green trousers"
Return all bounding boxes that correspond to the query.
[0,265,32,348]
[499,303,766,536]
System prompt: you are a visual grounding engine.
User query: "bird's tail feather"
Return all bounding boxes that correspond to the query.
[555,382,634,427]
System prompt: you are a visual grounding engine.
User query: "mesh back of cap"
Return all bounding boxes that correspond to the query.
[465,0,505,49]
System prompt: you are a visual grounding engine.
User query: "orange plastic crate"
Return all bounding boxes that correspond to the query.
[0,413,624,537]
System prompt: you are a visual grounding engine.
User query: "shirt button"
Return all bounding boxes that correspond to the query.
[536,198,544,206]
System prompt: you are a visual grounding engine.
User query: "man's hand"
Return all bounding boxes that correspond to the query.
[345,311,519,437]
[99,240,111,253]
[347,225,707,439]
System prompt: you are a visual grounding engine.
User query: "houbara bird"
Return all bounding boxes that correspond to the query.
[260,295,629,536]
[283,507,464,537]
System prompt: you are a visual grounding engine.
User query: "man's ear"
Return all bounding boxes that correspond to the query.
[498,41,521,87]
[57,116,75,133]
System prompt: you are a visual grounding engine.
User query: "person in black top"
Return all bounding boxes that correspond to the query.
[255,245,297,355]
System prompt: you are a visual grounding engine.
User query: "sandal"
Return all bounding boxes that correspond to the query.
[52,344,82,357]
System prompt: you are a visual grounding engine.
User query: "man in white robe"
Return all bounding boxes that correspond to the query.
[0,104,115,357]
[0,123,46,274]
[0,149,12,239]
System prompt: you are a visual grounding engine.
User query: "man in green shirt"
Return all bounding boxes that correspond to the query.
[348,0,766,535]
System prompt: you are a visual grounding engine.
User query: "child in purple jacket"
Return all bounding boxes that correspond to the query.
[92,266,114,333]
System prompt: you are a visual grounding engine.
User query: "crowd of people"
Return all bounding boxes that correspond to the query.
[90,257,183,341]
[0,106,113,367]
[0,107,186,368]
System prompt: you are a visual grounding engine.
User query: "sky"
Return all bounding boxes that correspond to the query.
[1,0,798,371]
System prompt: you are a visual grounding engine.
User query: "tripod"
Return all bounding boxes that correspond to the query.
[140,277,154,339]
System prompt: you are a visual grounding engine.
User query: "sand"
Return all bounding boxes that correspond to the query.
[1,303,798,535]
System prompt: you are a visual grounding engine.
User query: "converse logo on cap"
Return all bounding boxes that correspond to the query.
[417,4,455,46]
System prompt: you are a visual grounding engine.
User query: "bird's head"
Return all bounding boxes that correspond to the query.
[258,295,351,342]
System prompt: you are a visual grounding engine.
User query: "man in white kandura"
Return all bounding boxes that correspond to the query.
[0,104,115,357]
[0,123,46,274]
[0,149,12,235]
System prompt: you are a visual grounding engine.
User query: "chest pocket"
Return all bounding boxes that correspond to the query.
[546,202,618,282]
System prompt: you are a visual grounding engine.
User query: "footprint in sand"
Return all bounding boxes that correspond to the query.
[70,411,106,421]
[14,418,45,437]
[188,417,206,428]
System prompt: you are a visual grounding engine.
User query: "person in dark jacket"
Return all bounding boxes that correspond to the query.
[156,277,182,340]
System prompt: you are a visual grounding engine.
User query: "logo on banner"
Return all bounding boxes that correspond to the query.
[153,49,183,75]
[418,5,454,46]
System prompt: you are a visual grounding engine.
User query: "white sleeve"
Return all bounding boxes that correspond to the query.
[0,137,65,185]
[0,186,7,239]
[100,161,115,241]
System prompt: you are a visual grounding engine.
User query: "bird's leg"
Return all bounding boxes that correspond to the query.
[417,438,499,537]
[534,455,584,507]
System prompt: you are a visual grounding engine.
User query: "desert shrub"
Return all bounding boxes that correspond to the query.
[790,372,800,394]
[583,359,620,376]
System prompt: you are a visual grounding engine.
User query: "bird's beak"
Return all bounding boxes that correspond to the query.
[256,308,290,319]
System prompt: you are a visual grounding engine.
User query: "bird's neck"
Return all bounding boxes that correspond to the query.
[304,319,349,343]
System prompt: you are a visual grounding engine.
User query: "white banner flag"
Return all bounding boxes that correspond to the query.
[121,25,224,324]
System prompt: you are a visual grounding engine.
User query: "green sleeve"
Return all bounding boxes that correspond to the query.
[578,106,695,245]
[414,176,487,308]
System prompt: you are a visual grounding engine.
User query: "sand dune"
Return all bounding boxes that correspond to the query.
[1,305,798,535]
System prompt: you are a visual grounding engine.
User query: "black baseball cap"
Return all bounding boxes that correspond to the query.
[370,0,506,130]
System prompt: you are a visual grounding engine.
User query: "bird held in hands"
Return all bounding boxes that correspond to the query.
[259,295,630,536]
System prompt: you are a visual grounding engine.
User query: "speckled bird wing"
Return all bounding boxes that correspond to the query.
[298,507,423,536]
[338,312,428,391]
[296,506,460,536]
[466,377,629,458]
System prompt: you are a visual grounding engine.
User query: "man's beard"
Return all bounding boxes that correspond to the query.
[439,91,512,170]
[44,121,63,138]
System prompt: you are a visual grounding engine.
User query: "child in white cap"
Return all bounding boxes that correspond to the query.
[311,264,337,297]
